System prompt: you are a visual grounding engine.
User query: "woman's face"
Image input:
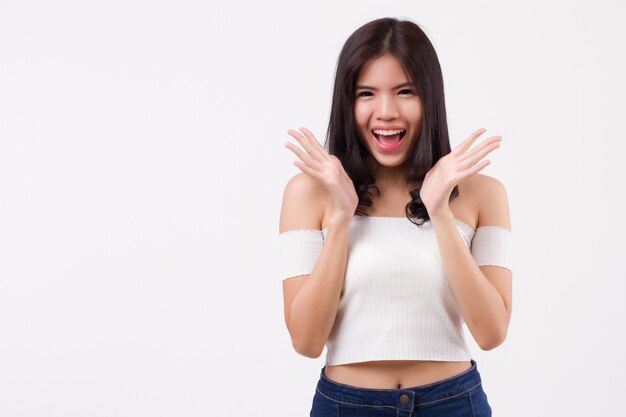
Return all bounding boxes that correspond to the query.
[354,53,423,168]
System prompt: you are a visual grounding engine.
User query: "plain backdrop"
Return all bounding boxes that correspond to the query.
[1,0,625,415]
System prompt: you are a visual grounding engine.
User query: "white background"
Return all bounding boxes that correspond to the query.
[1,0,624,415]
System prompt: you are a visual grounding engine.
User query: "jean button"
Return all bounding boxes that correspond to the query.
[400,394,409,404]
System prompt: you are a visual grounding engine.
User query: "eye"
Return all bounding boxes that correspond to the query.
[399,89,414,95]
[357,91,372,97]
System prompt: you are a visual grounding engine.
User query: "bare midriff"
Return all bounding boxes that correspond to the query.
[323,360,473,389]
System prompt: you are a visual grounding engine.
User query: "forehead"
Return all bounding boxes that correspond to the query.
[356,54,411,85]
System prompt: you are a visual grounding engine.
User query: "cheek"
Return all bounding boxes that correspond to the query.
[354,102,372,123]
[353,103,370,124]
[405,103,423,126]
[353,106,371,144]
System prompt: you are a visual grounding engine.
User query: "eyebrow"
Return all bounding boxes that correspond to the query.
[355,82,416,90]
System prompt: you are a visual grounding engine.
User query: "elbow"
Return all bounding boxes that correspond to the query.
[292,336,324,359]
[478,312,511,351]
[286,318,328,358]
[479,337,503,351]
[479,326,508,351]
[286,318,325,358]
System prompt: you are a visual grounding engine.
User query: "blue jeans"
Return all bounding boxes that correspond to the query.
[310,359,492,417]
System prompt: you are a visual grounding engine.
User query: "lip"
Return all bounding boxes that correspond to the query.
[371,125,406,131]
[371,129,405,152]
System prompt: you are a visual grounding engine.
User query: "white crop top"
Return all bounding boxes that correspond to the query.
[278,216,513,366]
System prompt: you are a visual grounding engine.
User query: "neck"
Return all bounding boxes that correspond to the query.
[366,156,416,192]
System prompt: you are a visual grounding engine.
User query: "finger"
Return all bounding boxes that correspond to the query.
[287,129,326,163]
[458,136,501,164]
[298,127,330,160]
[286,129,312,152]
[293,160,321,179]
[285,141,322,170]
[451,128,487,156]
[459,159,490,179]
[458,140,500,171]
[458,141,500,172]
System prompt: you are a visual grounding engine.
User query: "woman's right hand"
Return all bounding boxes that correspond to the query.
[285,127,359,222]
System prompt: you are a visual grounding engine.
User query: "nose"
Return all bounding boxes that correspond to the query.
[377,94,399,120]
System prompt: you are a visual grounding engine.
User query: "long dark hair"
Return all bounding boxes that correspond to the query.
[325,17,458,227]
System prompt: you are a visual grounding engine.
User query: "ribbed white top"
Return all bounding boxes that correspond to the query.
[278,216,512,366]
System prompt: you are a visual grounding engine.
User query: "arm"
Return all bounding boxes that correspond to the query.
[430,176,512,350]
[280,173,352,358]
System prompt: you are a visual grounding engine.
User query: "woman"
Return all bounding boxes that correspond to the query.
[278,17,512,416]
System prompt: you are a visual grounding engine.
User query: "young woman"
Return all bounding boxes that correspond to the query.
[278,17,512,416]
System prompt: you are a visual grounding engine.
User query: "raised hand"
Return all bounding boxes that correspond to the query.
[285,127,359,222]
[420,128,502,218]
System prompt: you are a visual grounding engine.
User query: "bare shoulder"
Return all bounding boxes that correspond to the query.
[472,173,511,231]
[279,172,326,233]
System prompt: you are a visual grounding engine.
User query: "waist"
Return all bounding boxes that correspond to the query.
[323,359,473,389]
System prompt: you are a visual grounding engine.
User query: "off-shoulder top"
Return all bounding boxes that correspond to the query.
[278,216,512,366]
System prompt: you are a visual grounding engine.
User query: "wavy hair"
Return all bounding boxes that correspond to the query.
[324,17,458,227]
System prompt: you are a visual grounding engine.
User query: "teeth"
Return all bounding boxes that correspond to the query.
[373,129,405,136]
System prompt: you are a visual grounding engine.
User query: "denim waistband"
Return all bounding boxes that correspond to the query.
[316,359,482,410]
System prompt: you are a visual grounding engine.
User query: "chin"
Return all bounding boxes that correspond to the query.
[370,153,409,167]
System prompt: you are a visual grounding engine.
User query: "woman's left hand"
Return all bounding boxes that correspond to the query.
[420,128,502,219]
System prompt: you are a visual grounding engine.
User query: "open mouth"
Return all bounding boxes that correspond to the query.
[372,129,406,145]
